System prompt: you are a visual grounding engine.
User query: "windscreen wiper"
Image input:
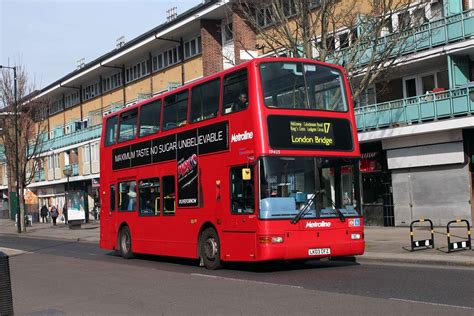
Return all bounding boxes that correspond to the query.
[291,190,322,225]
[325,195,345,223]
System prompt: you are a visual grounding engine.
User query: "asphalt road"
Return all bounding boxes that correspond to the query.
[1,235,473,315]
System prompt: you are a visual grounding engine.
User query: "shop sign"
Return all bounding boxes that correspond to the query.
[92,178,100,188]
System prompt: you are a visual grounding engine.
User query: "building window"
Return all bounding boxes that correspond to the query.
[183,36,202,59]
[91,143,99,162]
[139,99,161,137]
[118,181,137,211]
[48,155,54,172]
[139,178,161,216]
[223,22,233,43]
[190,78,220,123]
[54,153,60,170]
[83,144,90,164]
[398,11,411,30]
[118,108,138,143]
[50,99,63,114]
[163,90,188,131]
[126,60,149,83]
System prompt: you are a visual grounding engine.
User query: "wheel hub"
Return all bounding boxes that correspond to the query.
[205,238,218,260]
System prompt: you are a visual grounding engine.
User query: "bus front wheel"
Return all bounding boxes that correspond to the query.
[119,226,134,259]
[200,228,222,270]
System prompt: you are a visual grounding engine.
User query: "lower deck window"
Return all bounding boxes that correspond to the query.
[119,181,137,211]
[139,178,161,216]
[163,176,176,215]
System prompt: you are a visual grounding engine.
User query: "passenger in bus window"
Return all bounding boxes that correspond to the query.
[128,183,136,211]
[120,186,129,211]
[232,93,248,112]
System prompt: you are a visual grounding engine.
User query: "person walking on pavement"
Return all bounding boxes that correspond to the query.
[51,205,59,226]
[63,204,68,224]
[40,204,48,223]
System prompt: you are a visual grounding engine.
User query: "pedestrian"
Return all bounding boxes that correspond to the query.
[40,203,48,223]
[51,205,59,226]
[63,204,68,224]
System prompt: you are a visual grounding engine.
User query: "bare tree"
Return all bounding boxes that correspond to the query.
[232,0,429,101]
[0,66,48,232]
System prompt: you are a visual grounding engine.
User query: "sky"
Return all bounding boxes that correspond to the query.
[1,0,199,89]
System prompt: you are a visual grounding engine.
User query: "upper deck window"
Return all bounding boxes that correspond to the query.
[139,100,161,137]
[104,115,118,146]
[163,90,188,131]
[222,69,248,114]
[190,79,220,123]
[118,108,138,143]
[259,62,348,112]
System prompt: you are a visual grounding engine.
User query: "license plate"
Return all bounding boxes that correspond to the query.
[308,248,331,256]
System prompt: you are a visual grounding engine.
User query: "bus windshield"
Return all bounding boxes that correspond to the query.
[259,62,347,112]
[259,157,359,220]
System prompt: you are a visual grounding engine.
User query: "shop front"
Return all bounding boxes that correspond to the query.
[360,143,394,226]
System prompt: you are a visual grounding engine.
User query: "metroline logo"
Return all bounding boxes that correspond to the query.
[305,221,331,228]
[231,130,254,143]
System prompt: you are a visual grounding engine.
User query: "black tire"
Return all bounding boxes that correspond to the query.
[200,228,222,270]
[118,226,134,259]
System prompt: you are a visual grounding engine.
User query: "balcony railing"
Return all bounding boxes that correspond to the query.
[355,86,474,131]
[64,163,79,176]
[36,125,101,154]
[328,9,474,67]
[34,169,46,182]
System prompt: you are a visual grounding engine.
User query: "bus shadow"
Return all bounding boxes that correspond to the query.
[223,258,360,273]
[109,251,360,273]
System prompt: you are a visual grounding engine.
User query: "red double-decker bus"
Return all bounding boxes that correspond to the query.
[99,57,364,269]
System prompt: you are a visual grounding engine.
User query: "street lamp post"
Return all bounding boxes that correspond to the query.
[0,65,21,233]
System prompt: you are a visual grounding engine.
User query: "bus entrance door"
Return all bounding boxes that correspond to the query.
[221,166,257,261]
[100,183,117,249]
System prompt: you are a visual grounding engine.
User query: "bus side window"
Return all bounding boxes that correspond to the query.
[139,100,161,137]
[163,176,175,215]
[139,178,161,216]
[118,108,138,143]
[163,90,189,131]
[190,78,220,123]
[222,69,248,115]
[118,181,137,212]
[230,166,254,214]
[105,116,118,146]
[110,185,116,212]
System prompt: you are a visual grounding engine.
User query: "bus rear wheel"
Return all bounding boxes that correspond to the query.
[119,226,134,259]
[200,228,222,270]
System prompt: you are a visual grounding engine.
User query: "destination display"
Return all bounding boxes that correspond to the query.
[267,116,353,151]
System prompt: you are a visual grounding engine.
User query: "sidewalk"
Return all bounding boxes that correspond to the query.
[1,219,473,267]
[0,218,100,243]
[362,226,474,267]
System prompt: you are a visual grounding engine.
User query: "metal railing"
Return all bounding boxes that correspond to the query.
[328,9,474,67]
[355,86,474,131]
[38,125,101,154]
[64,163,79,176]
[33,169,46,182]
